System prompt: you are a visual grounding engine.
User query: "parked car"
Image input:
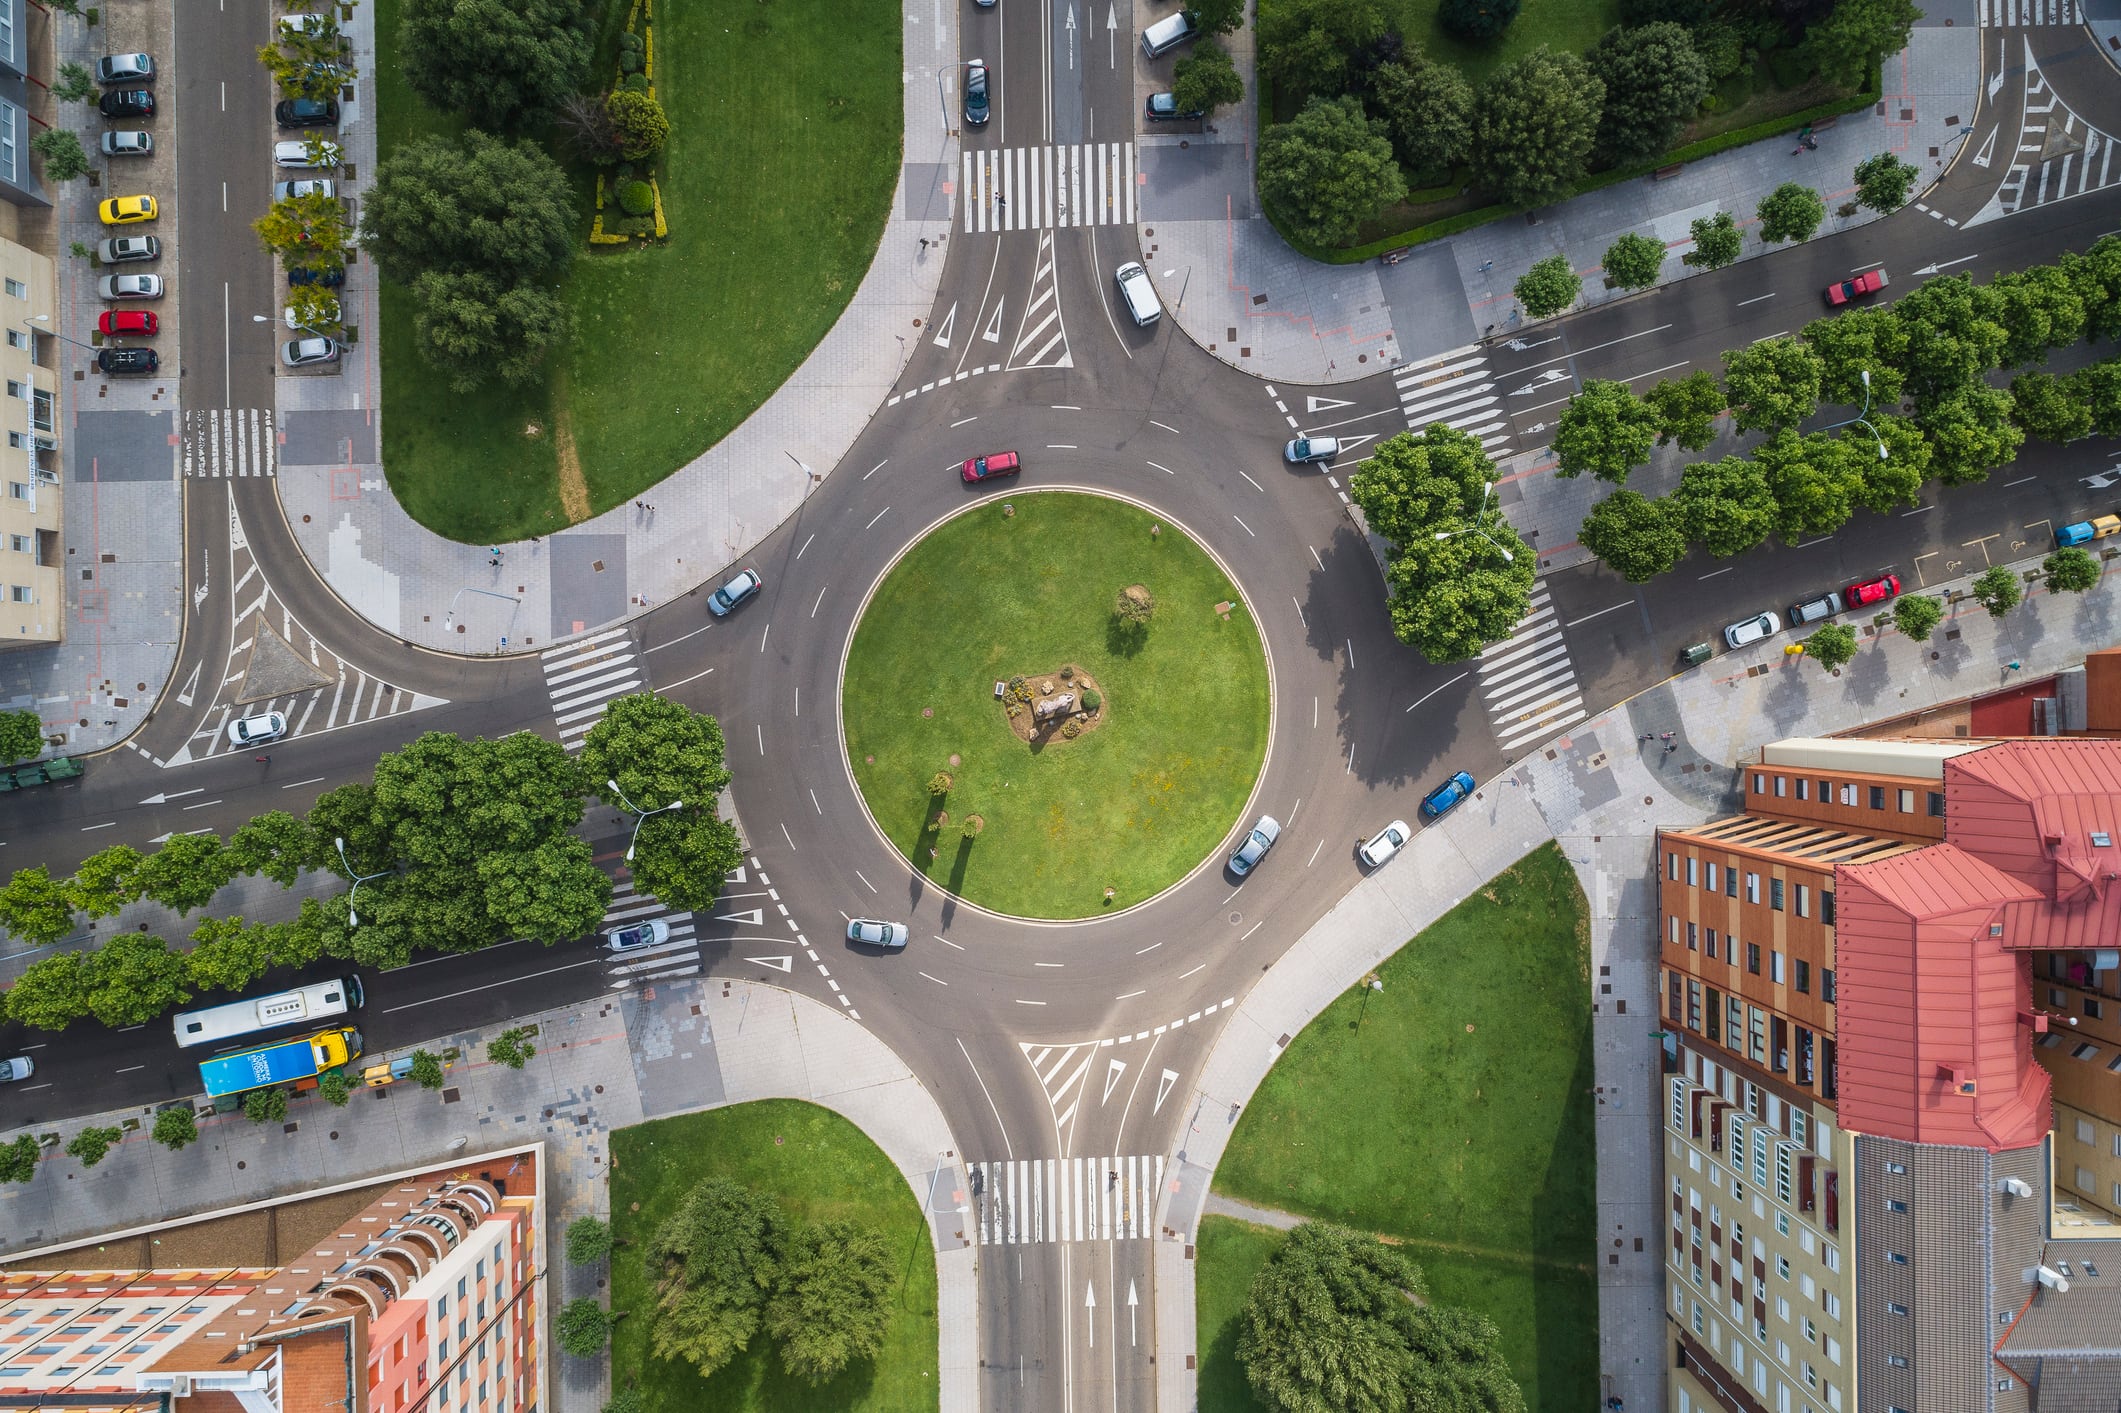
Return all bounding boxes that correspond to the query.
[272,178,336,201]
[95,53,155,85]
[287,265,346,288]
[286,299,341,330]
[1825,268,1889,306]
[961,450,1020,483]
[97,273,162,300]
[0,1056,33,1084]
[2057,515,2121,546]
[226,711,287,746]
[100,130,153,157]
[1141,9,1198,56]
[847,918,910,949]
[1284,435,1340,464]
[279,12,332,33]
[98,235,160,264]
[1785,589,1844,627]
[708,567,762,617]
[98,194,158,226]
[281,336,340,367]
[1843,574,1902,608]
[1419,770,1477,821]
[964,59,989,126]
[1723,610,1782,649]
[1357,819,1411,869]
[97,309,157,337]
[275,97,339,127]
[604,919,670,952]
[274,139,342,168]
[96,347,158,376]
[1228,816,1281,876]
[98,89,155,119]
[1144,91,1204,122]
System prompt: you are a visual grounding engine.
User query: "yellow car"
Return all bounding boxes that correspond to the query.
[98,194,157,226]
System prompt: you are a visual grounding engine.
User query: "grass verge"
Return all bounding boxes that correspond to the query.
[841,492,1270,920]
[1202,843,1599,1410]
[608,1099,940,1413]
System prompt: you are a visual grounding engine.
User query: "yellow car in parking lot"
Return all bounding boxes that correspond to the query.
[98,194,157,226]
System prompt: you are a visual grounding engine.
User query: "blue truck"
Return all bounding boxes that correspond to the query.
[197,1027,361,1099]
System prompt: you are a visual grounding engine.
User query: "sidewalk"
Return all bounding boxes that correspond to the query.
[0,978,978,1413]
[1151,544,2121,1413]
[267,0,958,656]
[1142,19,1978,385]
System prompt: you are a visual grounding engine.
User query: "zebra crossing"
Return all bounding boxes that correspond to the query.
[600,878,699,986]
[960,143,1137,233]
[1990,56,2121,219]
[541,628,644,751]
[182,408,277,477]
[1479,585,1586,752]
[970,1155,1166,1245]
[1979,0,2082,23]
[1393,344,1513,459]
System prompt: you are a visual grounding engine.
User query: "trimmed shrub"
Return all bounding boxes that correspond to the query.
[622,72,649,93]
[1060,719,1083,739]
[243,1087,289,1124]
[1082,689,1102,713]
[619,181,654,216]
[619,49,643,75]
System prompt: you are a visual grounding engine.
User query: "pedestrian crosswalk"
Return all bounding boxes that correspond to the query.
[1991,58,2121,219]
[1980,0,2082,23]
[541,628,644,752]
[599,878,699,986]
[1393,344,1512,460]
[1479,585,1586,752]
[970,1155,1166,1245]
[961,143,1137,233]
[182,408,277,477]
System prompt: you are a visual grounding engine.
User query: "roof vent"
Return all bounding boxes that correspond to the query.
[2095,832,2113,848]
[2000,1176,2035,1198]
[2037,1265,2072,1293]
[1990,923,2005,938]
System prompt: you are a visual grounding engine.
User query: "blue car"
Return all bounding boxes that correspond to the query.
[708,567,761,617]
[1419,770,1476,820]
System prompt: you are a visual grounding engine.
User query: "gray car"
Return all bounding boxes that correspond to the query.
[101,130,153,157]
[847,918,909,950]
[964,59,989,126]
[0,1056,32,1083]
[97,273,163,300]
[1785,590,1844,626]
[272,178,336,202]
[282,336,340,367]
[1228,815,1282,876]
[98,235,160,264]
[708,567,761,617]
[1285,436,1340,464]
[95,53,154,85]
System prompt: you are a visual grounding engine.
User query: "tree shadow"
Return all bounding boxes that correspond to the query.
[1106,613,1148,658]
[1530,1020,1603,1409]
[939,835,974,930]
[1842,632,1891,708]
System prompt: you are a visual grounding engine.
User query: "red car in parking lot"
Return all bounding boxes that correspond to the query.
[1825,269,1889,305]
[97,309,157,336]
[1843,573,1901,607]
[961,450,1021,483]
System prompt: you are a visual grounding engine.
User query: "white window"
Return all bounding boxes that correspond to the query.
[1824,1293,1842,1320]
[8,585,29,603]
[5,279,26,300]
[1777,1255,1790,1280]
[1670,852,1680,880]
[1797,778,1809,800]
[1776,1338,1790,1366]
[1898,788,1914,812]
[1839,783,1857,805]
[7,535,24,553]
[1689,856,1699,886]
[1777,1296,1791,1321]
[1775,775,1787,797]
[1771,952,1785,984]
[1801,1273,1816,1298]
[1804,1363,1818,1390]
[1800,1230,1815,1255]
[1747,872,1762,903]
[1777,1212,1790,1236]
[2078,1166,2097,1193]
[4,329,24,350]
[1796,884,1810,918]
[2079,1119,2097,1145]
[1707,862,1720,892]
[1777,1383,1792,1413]
[1824,1244,1840,1272]
[1827,1333,1843,1362]
[1829,1385,1844,1411]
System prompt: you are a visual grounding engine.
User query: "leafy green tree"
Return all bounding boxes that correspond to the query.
[1514,254,1582,319]
[1802,0,1922,91]
[1923,385,2023,486]
[1580,491,1687,582]
[318,1067,354,1106]
[52,62,95,104]
[1380,523,1537,663]
[83,934,190,1027]
[487,1025,538,1070]
[2010,371,2093,443]
[1852,152,1919,214]
[257,19,352,100]
[1804,623,1858,672]
[1891,273,2008,411]
[29,129,88,183]
[557,1297,614,1357]
[136,833,236,916]
[605,89,670,160]
[1369,58,1473,176]
[1256,0,1384,97]
[2077,358,2121,437]
[765,1219,895,1383]
[1801,306,1909,409]
[1601,231,1667,291]
[1439,0,1520,41]
[1190,0,1247,34]
[1972,564,2022,618]
[1990,265,2088,368]
[359,132,575,286]
[254,188,353,271]
[1347,425,1495,548]
[410,268,575,393]
[1893,594,1944,641]
[1258,96,1407,249]
[227,811,316,887]
[1554,380,1659,481]
[1675,456,1777,558]
[0,1134,38,1184]
[1683,210,1742,270]
[400,0,590,129]
[0,865,77,946]
[628,808,745,915]
[0,709,40,763]
[582,694,734,824]
[2063,236,2121,342]
[477,839,608,945]
[1645,370,1725,450]
[1721,338,1825,432]
[1755,182,1826,244]
[648,1178,788,1379]
[1856,416,1930,513]
[66,1126,123,1169]
[1586,22,1710,163]
[4,952,89,1030]
[2044,546,2102,594]
[152,1107,198,1151]
[69,844,144,920]
[1173,41,1245,117]
[243,1087,289,1124]
[1757,430,1862,543]
[567,1215,616,1265]
[1469,48,1604,206]
[410,1049,446,1089]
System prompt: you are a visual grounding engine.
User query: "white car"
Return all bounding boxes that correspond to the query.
[274,139,342,168]
[604,919,670,952]
[279,11,331,33]
[97,273,162,300]
[272,178,336,202]
[847,918,909,950]
[1284,436,1340,464]
[1724,610,1782,650]
[0,1056,31,1083]
[282,336,340,367]
[226,711,287,747]
[286,299,342,330]
[1358,819,1411,869]
[100,130,153,157]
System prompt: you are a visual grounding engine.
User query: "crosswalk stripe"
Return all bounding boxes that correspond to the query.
[1980,0,2082,21]
[540,632,644,751]
[182,408,277,477]
[971,1156,1166,1244]
[1392,346,1513,459]
[963,143,1137,232]
[1476,581,1583,751]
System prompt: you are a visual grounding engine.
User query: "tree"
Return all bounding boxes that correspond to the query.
[1114,585,1157,623]
[567,1215,616,1266]
[764,1220,895,1383]
[1893,594,1945,641]
[1804,623,1858,671]
[1257,0,1385,97]
[1755,182,1826,244]
[0,864,78,946]
[1369,58,1472,176]
[152,1107,199,1151]
[288,282,345,334]
[254,188,353,271]
[1379,522,1537,662]
[1173,41,1245,117]
[1990,264,2088,368]
[226,811,316,887]
[2064,236,2121,342]
[605,89,670,161]
[927,771,955,796]
[2078,358,2121,437]
[555,91,623,165]
[1554,380,1659,481]
[1802,0,1922,91]
[30,129,89,183]
[1439,0,1520,41]
[399,0,591,130]
[410,1049,446,1089]
[1891,273,2008,410]
[1349,426,1497,548]
[1586,22,1710,163]
[488,1025,538,1069]
[1514,255,1582,319]
[1469,48,1604,207]
[627,808,745,916]
[1923,385,2023,486]
[359,132,575,286]
[1972,565,2022,617]
[583,694,734,825]
[2044,546,2102,594]
[1852,152,1919,214]
[136,832,236,916]
[1645,370,1725,450]
[1580,491,1687,582]
[1601,231,1667,291]
[243,1086,289,1124]
[1675,455,1777,557]
[1721,338,1825,432]
[409,269,574,392]
[67,844,142,922]
[317,1067,354,1106]
[1683,210,1742,270]
[1190,0,1246,34]
[66,1125,123,1169]
[649,1179,788,1379]
[1801,305,1909,407]
[184,916,271,994]
[0,1134,37,1184]
[1258,96,1407,249]
[1855,416,1930,513]
[2009,371,2093,443]
[3,952,90,1030]
[257,20,352,100]
[0,709,40,763]
[52,62,95,104]
[1758,430,1864,543]
[83,933,190,1027]
[557,1298,614,1357]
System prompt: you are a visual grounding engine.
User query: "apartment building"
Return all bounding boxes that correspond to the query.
[0,226,58,643]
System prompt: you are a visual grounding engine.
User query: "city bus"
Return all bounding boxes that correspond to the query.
[171,976,364,1049]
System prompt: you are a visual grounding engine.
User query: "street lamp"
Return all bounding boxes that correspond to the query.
[1822,367,1889,460]
[334,836,391,928]
[607,779,683,861]
[254,312,328,341]
[1432,477,1516,563]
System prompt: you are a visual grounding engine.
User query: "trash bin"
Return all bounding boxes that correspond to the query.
[1681,643,1713,668]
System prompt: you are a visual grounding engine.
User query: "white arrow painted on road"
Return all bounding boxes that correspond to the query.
[931,302,957,348]
[1305,394,1355,413]
[1911,253,1980,277]
[1106,2,1116,67]
[1511,369,1571,396]
[1065,1,1077,72]
[746,955,793,972]
[138,788,205,806]
[715,908,765,926]
[174,661,202,707]
[147,830,174,845]
[1128,1280,1140,1346]
[981,299,1005,343]
[1153,1067,1179,1114]
[1502,336,1559,352]
[1101,1058,1127,1105]
[1085,1280,1097,1348]
[2084,471,2121,490]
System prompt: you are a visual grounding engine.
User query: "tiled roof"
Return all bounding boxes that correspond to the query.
[1948,740,2121,953]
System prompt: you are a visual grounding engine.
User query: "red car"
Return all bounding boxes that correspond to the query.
[1825,269,1889,305]
[961,450,1021,484]
[97,309,157,337]
[1843,574,1901,607]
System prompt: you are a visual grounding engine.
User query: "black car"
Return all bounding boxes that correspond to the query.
[1144,91,1204,122]
[98,89,154,119]
[963,60,989,127]
[287,264,346,288]
[97,347,158,376]
[275,97,339,127]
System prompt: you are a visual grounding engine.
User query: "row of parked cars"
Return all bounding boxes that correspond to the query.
[87,54,164,376]
[1722,574,1902,650]
[266,18,347,371]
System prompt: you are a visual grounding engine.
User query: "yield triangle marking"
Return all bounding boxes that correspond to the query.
[746,955,793,972]
[1333,433,1379,456]
[174,661,202,707]
[1152,1068,1179,1114]
[932,302,957,349]
[1305,394,1355,413]
[147,830,175,845]
[1973,125,1998,169]
[715,908,765,926]
[1101,1058,1127,1105]
[981,300,1005,343]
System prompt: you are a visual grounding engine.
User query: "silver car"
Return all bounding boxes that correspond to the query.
[274,139,342,168]
[98,235,160,263]
[95,53,155,84]
[1785,590,1843,627]
[100,130,153,157]
[708,567,762,617]
[1284,436,1340,464]
[0,1056,32,1083]
[282,336,340,367]
[604,919,670,952]
[847,918,909,949]
[1724,610,1782,650]
[1228,816,1281,876]
[1358,819,1410,869]
[272,178,337,202]
[98,273,163,300]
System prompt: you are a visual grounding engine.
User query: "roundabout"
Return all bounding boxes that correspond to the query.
[840,492,1271,920]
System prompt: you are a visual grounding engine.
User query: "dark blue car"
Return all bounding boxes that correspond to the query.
[1419,770,1476,820]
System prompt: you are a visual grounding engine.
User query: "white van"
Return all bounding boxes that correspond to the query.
[1115,262,1162,327]
[1141,11,1197,58]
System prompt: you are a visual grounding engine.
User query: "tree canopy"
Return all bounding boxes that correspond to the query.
[1721,338,1825,433]
[1755,182,1826,244]
[398,0,593,131]
[1369,57,1473,176]
[1514,255,1582,319]
[1554,379,1659,482]
[1645,370,1725,451]
[1683,210,1742,269]
[1469,48,1604,206]
[1601,231,1667,291]
[1581,490,1689,582]
[1586,22,1710,163]
[360,131,575,286]
[1258,96,1407,249]
[1173,42,1246,117]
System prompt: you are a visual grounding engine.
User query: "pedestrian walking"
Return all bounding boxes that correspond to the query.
[919,237,931,251]
[634,500,644,509]
[1659,731,1674,741]
[489,556,500,567]
[1478,260,1494,273]
[254,754,270,765]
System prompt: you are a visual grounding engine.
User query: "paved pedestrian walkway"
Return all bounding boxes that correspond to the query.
[0,979,978,1413]
[1151,540,2121,1413]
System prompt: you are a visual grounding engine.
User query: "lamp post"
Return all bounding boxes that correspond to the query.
[1821,368,1889,460]
[607,779,683,861]
[1432,478,1516,563]
[254,312,328,341]
[334,836,390,928]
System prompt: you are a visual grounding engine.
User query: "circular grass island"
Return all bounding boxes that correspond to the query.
[841,492,1270,920]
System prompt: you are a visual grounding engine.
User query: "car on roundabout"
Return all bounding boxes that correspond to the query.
[1228,816,1281,876]
[708,567,762,617]
[1358,819,1411,869]
[847,918,909,950]
[961,450,1020,483]
[1419,771,1476,820]
[1284,435,1340,464]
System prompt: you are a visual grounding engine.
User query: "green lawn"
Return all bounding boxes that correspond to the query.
[1196,1216,1284,1413]
[841,493,1270,920]
[607,1100,940,1413]
[1204,843,1599,1411]
[373,0,903,544]
[1391,0,1624,84]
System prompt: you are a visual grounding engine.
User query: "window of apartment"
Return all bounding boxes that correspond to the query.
[1804,1364,1819,1390]
[8,586,28,604]
[1671,915,1681,946]
[1821,890,1835,925]
[1669,852,1679,881]
[1825,1244,1840,1273]
[1885,1198,1907,1213]
[1777,1147,1792,1202]
[1796,778,1809,801]
[1754,772,1766,794]
[1792,1110,1808,1147]
[1795,960,1810,994]
[1688,856,1699,887]
[1776,1337,1790,1364]
[2074,1043,2101,1061]
[4,280,25,300]
[1824,1293,1842,1321]
[1774,775,1788,798]
[1688,921,1698,951]
[1706,987,1722,1041]
[2113,1133,2121,1158]
[1730,997,1746,1053]
[1770,878,1785,911]
[1754,1130,1770,1184]
[1839,783,1857,806]
[1771,951,1785,984]
[1887,1301,1908,1315]
[1706,862,1720,893]
[1668,974,1684,1023]
[1748,943,1762,975]
[2052,986,2069,1007]
[2089,997,2105,1020]
[1796,884,1810,918]
[1886,1251,1907,1265]
[1776,1296,1790,1321]
[1706,927,1719,958]
[2078,1166,2097,1194]
[1822,968,1836,1003]
[4,329,24,351]
[1727,865,1740,898]
[6,535,24,554]
[1928,791,1946,817]
[1897,787,1914,812]
[1869,785,1885,810]
[1688,980,1702,1032]
[2079,1119,2097,1145]
[4,381,19,401]
[1886,1355,1909,1368]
